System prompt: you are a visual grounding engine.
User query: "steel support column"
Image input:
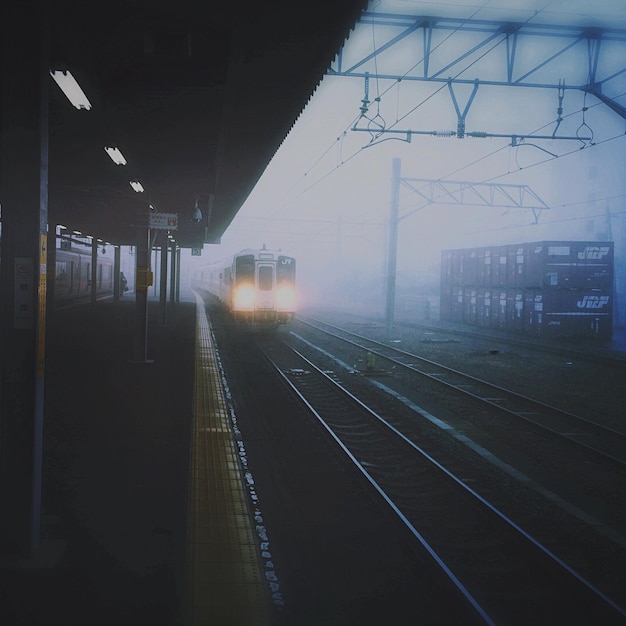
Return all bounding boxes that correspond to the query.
[90,238,98,306]
[0,1,49,559]
[176,248,181,302]
[114,246,121,301]
[169,241,177,304]
[160,234,168,325]
[133,218,152,363]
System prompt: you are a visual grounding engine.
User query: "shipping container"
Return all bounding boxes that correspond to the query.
[476,288,491,327]
[453,287,464,322]
[523,241,613,289]
[525,288,613,339]
[491,246,508,288]
[523,288,543,337]
[491,289,507,329]
[463,287,478,325]
[477,247,492,287]
[506,245,526,288]
[441,248,480,287]
[462,248,479,286]
[440,241,614,340]
[440,250,454,287]
[505,289,525,333]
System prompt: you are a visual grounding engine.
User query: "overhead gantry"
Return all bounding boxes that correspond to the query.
[329,12,626,142]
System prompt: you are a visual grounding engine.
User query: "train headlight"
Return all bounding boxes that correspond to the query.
[233,284,256,310]
[276,285,297,310]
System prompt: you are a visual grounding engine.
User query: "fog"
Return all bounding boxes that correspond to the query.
[182,0,626,324]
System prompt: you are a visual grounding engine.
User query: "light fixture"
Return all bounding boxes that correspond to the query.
[104,146,127,165]
[130,181,144,193]
[49,70,92,110]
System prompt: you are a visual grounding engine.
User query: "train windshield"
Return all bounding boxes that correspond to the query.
[277,256,296,285]
[235,254,255,284]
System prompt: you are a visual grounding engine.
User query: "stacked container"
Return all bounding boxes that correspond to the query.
[440,241,614,339]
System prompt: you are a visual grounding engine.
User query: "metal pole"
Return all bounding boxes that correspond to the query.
[91,238,98,306]
[385,157,401,338]
[159,233,168,325]
[133,217,152,363]
[114,245,121,300]
[169,241,176,303]
[176,248,180,302]
[46,226,57,326]
[0,1,49,558]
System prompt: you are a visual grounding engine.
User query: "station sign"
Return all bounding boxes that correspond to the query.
[149,212,178,230]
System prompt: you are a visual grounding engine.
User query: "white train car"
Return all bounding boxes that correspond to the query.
[54,247,115,305]
[193,246,297,326]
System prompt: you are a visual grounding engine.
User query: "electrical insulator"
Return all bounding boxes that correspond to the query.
[433,130,454,137]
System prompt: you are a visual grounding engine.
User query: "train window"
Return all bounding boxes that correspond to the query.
[235,254,255,284]
[56,261,68,281]
[277,256,296,284]
[258,265,273,290]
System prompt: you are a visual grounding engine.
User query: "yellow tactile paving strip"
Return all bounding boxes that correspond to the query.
[185,295,271,625]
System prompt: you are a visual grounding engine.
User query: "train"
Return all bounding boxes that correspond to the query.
[53,246,115,306]
[191,246,297,326]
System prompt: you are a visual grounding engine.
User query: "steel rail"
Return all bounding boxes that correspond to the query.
[296,315,626,467]
[259,338,626,625]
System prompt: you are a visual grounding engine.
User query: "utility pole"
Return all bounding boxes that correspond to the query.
[385,157,401,338]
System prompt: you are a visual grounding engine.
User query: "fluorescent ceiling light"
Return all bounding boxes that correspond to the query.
[104,146,127,165]
[130,181,144,193]
[49,70,92,110]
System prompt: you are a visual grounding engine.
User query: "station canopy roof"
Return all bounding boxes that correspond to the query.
[44,0,369,249]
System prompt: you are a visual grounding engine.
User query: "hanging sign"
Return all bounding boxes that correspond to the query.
[149,212,178,230]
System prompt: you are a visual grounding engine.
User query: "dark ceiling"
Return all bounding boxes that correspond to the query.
[43,0,369,249]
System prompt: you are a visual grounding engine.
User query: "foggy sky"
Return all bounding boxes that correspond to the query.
[183,0,626,311]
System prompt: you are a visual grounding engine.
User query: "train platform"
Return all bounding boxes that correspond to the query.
[0,297,270,625]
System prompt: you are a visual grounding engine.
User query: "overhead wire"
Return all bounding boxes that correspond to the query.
[303,2,547,187]
[364,1,493,117]
[271,2,494,209]
[404,130,626,235]
[471,202,626,236]
[348,91,626,226]
[262,5,623,224]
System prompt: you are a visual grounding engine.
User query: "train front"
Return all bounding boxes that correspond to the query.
[231,250,297,326]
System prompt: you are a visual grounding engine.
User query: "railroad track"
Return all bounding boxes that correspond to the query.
[303,309,626,368]
[256,336,626,626]
[393,319,626,368]
[295,315,626,468]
